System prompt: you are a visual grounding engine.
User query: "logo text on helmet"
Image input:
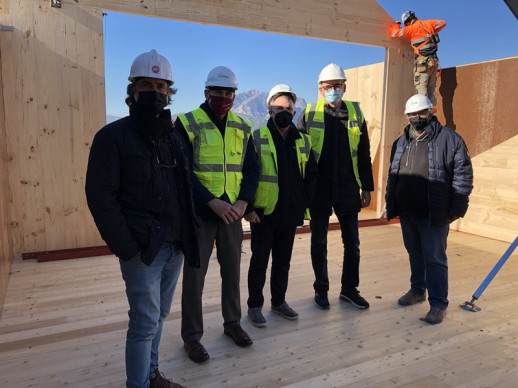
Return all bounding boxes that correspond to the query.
[152,65,160,74]
[218,73,229,79]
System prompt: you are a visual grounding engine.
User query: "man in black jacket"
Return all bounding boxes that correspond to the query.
[245,84,318,327]
[86,50,197,388]
[385,94,473,324]
[298,63,374,311]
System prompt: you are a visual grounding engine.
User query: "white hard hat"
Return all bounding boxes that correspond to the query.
[401,11,415,24]
[405,94,433,114]
[318,63,347,83]
[267,84,297,108]
[128,49,173,83]
[205,66,238,89]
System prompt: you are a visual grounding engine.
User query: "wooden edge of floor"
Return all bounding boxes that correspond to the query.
[21,218,400,262]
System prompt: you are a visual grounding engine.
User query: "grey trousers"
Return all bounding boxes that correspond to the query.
[181,218,243,341]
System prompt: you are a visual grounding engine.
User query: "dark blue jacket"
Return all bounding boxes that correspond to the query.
[385,116,473,226]
[85,112,200,267]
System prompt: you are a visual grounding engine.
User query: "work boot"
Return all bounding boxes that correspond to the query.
[271,301,299,320]
[423,307,447,324]
[398,290,426,306]
[314,292,330,309]
[248,307,267,327]
[149,369,185,388]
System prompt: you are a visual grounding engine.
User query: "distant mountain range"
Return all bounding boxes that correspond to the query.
[106,89,307,129]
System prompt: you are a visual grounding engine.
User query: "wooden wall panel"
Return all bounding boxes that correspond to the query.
[0,46,13,318]
[76,0,399,49]
[378,47,415,213]
[1,1,106,254]
[345,62,384,215]
[436,58,518,243]
[452,135,518,243]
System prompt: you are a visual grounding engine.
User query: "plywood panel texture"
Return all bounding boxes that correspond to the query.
[436,57,518,243]
[1,1,106,254]
[77,0,401,49]
[0,46,12,318]
[345,62,385,214]
[436,57,518,157]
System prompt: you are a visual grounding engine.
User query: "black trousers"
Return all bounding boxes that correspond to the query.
[310,211,360,293]
[247,219,297,308]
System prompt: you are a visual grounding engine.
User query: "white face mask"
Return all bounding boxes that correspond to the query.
[324,89,342,105]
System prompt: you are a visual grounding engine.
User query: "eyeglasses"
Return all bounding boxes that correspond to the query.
[320,83,344,92]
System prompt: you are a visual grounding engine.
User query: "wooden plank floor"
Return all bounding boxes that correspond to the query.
[1,225,517,387]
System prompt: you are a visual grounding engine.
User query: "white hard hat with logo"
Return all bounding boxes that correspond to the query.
[318,63,347,83]
[128,49,173,84]
[267,84,297,109]
[205,66,238,89]
[405,94,433,114]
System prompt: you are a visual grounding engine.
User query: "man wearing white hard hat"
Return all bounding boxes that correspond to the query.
[385,94,473,324]
[176,66,259,362]
[86,49,197,387]
[298,63,374,311]
[244,84,318,327]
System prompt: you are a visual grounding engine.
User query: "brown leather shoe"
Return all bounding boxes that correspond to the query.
[224,325,253,347]
[149,369,185,388]
[184,340,210,363]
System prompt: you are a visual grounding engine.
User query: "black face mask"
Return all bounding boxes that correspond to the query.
[135,91,168,115]
[273,110,293,128]
[409,116,428,131]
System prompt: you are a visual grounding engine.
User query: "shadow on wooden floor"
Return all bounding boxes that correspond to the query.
[1,224,517,387]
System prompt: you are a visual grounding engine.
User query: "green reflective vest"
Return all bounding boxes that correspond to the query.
[304,99,364,188]
[178,108,252,204]
[253,125,311,216]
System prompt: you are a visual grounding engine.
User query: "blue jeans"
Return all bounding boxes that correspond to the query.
[119,243,184,388]
[399,214,449,309]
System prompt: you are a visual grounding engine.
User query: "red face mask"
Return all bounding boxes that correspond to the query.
[208,95,234,116]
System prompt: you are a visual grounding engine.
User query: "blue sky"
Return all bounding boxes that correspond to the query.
[104,1,518,118]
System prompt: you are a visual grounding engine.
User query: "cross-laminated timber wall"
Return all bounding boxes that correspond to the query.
[0,0,415,315]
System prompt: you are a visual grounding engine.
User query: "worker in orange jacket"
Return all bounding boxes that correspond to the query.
[389,11,446,106]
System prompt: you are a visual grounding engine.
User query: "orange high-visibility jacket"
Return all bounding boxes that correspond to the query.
[389,19,446,56]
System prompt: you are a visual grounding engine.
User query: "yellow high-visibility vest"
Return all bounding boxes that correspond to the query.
[252,126,311,217]
[304,99,364,188]
[178,108,251,203]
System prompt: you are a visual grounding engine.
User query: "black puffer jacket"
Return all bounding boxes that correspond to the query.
[385,116,473,226]
[85,109,200,267]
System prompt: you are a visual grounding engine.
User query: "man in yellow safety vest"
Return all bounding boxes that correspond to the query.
[175,66,259,363]
[245,84,318,328]
[298,63,374,311]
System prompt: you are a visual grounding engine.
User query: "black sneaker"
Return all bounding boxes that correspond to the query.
[339,289,370,309]
[248,307,267,327]
[271,301,299,320]
[314,292,330,309]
